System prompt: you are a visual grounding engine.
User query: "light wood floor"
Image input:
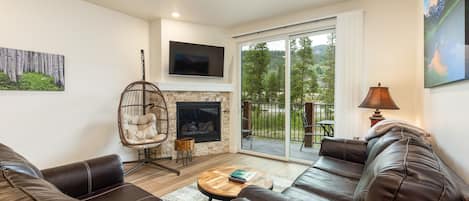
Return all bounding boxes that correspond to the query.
[124,153,309,197]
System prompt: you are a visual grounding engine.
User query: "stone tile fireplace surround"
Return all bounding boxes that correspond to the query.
[154,83,232,159]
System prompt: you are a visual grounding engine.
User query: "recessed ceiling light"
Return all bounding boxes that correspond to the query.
[171,12,180,18]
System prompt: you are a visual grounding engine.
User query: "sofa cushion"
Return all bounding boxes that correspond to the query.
[282,187,330,201]
[0,143,43,178]
[237,185,298,201]
[365,131,403,164]
[365,130,434,167]
[319,138,367,164]
[292,167,358,201]
[313,156,364,180]
[436,157,467,201]
[81,183,161,201]
[0,169,77,201]
[355,137,460,201]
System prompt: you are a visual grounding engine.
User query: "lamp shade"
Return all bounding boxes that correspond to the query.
[359,83,399,110]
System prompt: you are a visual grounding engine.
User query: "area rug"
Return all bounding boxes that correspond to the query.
[161,175,293,201]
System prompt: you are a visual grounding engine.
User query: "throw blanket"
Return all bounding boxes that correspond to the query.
[365,119,432,144]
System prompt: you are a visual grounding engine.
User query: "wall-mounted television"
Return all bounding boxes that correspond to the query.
[169,41,224,77]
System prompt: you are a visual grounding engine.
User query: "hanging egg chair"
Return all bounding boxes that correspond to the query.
[117,50,180,176]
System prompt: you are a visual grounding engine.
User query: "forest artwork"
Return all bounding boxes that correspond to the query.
[424,0,468,88]
[0,47,64,91]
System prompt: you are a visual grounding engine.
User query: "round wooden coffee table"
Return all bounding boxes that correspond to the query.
[197,166,273,201]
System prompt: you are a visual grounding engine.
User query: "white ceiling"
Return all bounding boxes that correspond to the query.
[84,0,347,27]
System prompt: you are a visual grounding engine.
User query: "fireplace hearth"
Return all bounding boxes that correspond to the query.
[176,102,221,143]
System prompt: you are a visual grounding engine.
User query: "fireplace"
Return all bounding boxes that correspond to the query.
[176,102,221,143]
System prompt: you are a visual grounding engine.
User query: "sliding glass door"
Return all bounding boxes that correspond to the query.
[240,30,336,162]
[241,39,286,157]
[289,31,336,161]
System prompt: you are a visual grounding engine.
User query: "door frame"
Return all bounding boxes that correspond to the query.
[236,27,336,164]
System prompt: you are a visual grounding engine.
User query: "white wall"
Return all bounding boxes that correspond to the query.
[424,82,469,182]
[0,0,149,169]
[230,0,422,136]
[359,0,422,130]
[150,19,234,84]
[150,19,162,81]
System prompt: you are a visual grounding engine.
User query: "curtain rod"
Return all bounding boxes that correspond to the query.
[232,16,336,39]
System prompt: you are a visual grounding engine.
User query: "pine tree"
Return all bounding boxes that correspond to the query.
[242,42,271,102]
[264,71,279,102]
[320,33,336,104]
[291,37,318,105]
[276,62,285,102]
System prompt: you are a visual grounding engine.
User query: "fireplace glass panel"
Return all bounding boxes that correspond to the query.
[176,102,221,143]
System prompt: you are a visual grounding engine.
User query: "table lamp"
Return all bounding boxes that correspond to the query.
[358,82,399,127]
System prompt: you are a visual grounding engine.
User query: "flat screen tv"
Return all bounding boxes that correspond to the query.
[169,41,224,77]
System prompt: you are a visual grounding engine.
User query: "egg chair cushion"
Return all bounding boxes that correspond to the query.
[122,113,161,142]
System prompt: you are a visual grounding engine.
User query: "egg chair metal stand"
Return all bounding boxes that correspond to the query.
[117,50,180,176]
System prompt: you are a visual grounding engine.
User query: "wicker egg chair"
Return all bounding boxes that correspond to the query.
[118,81,180,176]
[117,51,180,176]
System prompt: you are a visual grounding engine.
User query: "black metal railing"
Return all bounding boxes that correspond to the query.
[242,102,334,143]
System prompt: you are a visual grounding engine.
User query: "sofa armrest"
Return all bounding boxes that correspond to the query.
[235,185,294,201]
[319,137,367,164]
[41,155,124,198]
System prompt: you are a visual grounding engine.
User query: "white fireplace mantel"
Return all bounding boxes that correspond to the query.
[154,81,234,92]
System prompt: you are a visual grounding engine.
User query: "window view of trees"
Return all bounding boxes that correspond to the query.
[242,42,272,102]
[242,32,336,105]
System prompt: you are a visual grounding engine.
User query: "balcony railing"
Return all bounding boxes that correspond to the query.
[242,101,334,143]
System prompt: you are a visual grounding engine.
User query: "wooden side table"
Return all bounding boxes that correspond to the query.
[175,138,194,166]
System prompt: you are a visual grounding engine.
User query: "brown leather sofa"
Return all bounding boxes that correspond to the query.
[235,131,469,201]
[0,143,161,201]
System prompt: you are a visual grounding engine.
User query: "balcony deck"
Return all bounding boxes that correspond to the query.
[241,137,320,162]
[240,101,333,162]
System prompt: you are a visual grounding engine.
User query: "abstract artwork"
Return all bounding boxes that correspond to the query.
[424,0,468,88]
[0,47,64,91]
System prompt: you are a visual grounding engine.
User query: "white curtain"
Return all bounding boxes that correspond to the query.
[334,11,365,139]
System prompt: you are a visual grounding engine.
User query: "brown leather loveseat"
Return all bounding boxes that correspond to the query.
[235,131,469,201]
[0,143,161,201]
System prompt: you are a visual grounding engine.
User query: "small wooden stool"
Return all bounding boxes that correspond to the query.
[175,138,194,166]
